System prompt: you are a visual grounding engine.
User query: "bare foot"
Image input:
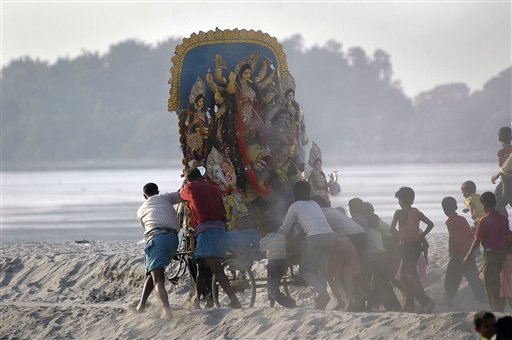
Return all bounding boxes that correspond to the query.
[127,303,144,313]
[135,303,145,313]
[131,299,151,308]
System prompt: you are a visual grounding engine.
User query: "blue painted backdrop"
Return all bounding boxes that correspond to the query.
[178,42,279,113]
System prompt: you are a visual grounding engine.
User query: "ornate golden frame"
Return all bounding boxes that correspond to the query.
[167,28,288,112]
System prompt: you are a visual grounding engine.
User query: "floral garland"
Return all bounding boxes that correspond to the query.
[221,94,248,191]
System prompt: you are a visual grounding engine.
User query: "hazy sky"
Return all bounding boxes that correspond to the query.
[2,1,511,96]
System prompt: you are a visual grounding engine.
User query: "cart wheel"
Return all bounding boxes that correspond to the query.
[212,259,256,308]
[283,266,316,307]
[165,256,186,283]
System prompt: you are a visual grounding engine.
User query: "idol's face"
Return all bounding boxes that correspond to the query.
[286,91,295,102]
[242,68,252,81]
[196,97,205,108]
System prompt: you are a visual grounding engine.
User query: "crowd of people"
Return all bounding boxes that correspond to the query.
[133,126,512,324]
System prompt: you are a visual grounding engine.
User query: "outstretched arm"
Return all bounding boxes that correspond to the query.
[277,204,297,236]
[213,54,226,83]
[163,191,183,205]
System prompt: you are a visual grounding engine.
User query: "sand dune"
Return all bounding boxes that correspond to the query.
[0,234,508,339]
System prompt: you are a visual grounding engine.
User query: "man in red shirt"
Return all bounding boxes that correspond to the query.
[465,192,512,312]
[180,168,241,308]
[442,197,485,306]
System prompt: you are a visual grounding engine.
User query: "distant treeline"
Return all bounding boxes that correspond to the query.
[1,35,510,169]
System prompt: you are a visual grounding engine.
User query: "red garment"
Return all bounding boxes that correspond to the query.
[180,180,226,228]
[475,211,511,250]
[446,214,474,257]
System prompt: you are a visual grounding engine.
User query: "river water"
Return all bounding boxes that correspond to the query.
[1,163,504,242]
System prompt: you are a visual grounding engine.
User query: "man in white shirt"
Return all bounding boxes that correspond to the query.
[135,182,182,319]
[277,181,336,309]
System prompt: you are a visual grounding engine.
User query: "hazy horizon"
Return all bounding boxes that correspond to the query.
[2,2,511,97]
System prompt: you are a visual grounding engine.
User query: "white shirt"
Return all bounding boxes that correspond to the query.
[321,207,366,236]
[278,200,333,238]
[137,192,182,239]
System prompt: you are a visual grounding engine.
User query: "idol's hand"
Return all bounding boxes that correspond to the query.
[206,73,213,83]
[228,71,236,82]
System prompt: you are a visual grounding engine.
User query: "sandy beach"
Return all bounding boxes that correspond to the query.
[2,233,510,339]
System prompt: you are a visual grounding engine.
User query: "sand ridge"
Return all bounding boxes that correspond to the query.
[0,234,504,339]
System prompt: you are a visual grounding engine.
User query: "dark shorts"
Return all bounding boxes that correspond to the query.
[194,229,226,259]
[400,241,422,276]
[144,232,179,275]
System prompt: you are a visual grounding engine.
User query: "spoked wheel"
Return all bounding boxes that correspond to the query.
[165,255,187,283]
[212,259,256,308]
[283,266,317,308]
